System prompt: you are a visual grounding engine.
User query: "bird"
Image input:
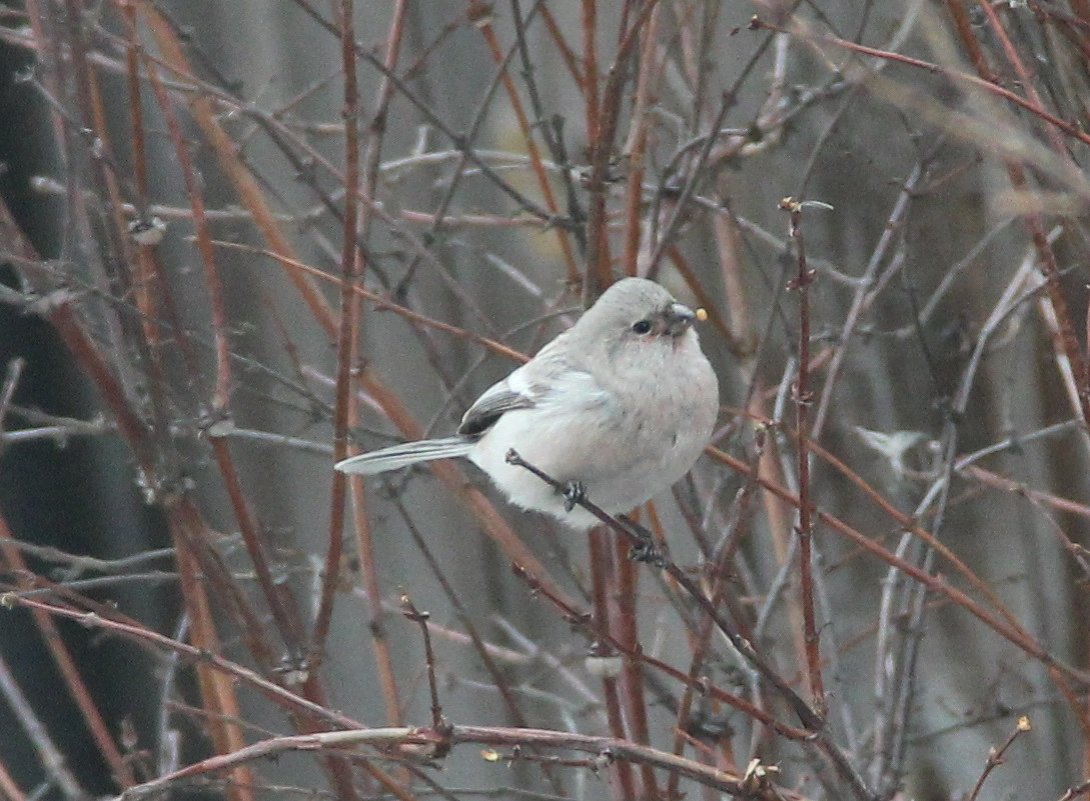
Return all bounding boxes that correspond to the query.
[335,277,719,530]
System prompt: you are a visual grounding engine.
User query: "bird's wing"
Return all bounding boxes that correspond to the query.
[456,339,575,438]
[457,379,536,437]
[457,330,606,438]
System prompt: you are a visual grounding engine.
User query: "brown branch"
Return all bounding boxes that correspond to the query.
[312,0,363,667]
[343,0,409,732]
[399,595,444,730]
[587,527,637,801]
[116,725,752,800]
[139,22,231,414]
[614,534,659,800]
[781,197,825,715]
[620,2,662,276]
[209,240,528,365]
[0,593,363,729]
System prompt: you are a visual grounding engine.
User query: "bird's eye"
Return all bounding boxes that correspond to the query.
[631,319,653,335]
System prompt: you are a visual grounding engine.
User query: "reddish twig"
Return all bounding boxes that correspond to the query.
[343,0,410,731]
[620,2,662,275]
[666,434,764,801]
[393,500,566,794]
[587,527,637,801]
[539,5,583,85]
[0,760,25,801]
[312,0,363,667]
[781,196,825,715]
[504,449,826,731]
[209,240,527,364]
[613,534,659,800]
[582,0,661,299]
[139,20,231,414]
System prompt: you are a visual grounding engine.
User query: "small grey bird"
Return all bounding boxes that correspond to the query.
[335,277,719,529]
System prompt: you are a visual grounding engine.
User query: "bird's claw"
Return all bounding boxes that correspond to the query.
[619,515,666,565]
[629,539,664,565]
[563,481,587,513]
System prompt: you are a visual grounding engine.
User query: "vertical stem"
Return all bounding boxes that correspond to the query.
[583,1,659,298]
[621,2,662,275]
[168,517,258,801]
[400,596,443,729]
[614,535,660,799]
[139,30,231,414]
[312,0,362,661]
[209,438,304,651]
[581,0,610,298]
[783,198,825,715]
[588,527,636,801]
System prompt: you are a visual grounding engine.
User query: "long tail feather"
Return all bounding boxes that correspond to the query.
[334,437,473,475]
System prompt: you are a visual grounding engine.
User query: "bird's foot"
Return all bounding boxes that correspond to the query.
[563,481,587,513]
[618,515,666,565]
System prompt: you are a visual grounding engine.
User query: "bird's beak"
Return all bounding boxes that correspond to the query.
[664,302,696,337]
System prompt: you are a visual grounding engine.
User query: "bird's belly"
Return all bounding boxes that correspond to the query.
[470,397,708,526]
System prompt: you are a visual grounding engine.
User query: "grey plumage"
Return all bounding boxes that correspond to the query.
[335,277,719,529]
[333,436,473,475]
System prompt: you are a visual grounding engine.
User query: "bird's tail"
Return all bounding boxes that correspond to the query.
[334,437,473,476]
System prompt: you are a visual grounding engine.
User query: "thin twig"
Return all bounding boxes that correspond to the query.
[399,594,444,730]
[965,716,1032,801]
[781,196,825,715]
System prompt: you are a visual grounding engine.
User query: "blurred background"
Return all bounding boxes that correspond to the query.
[1,2,1089,800]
